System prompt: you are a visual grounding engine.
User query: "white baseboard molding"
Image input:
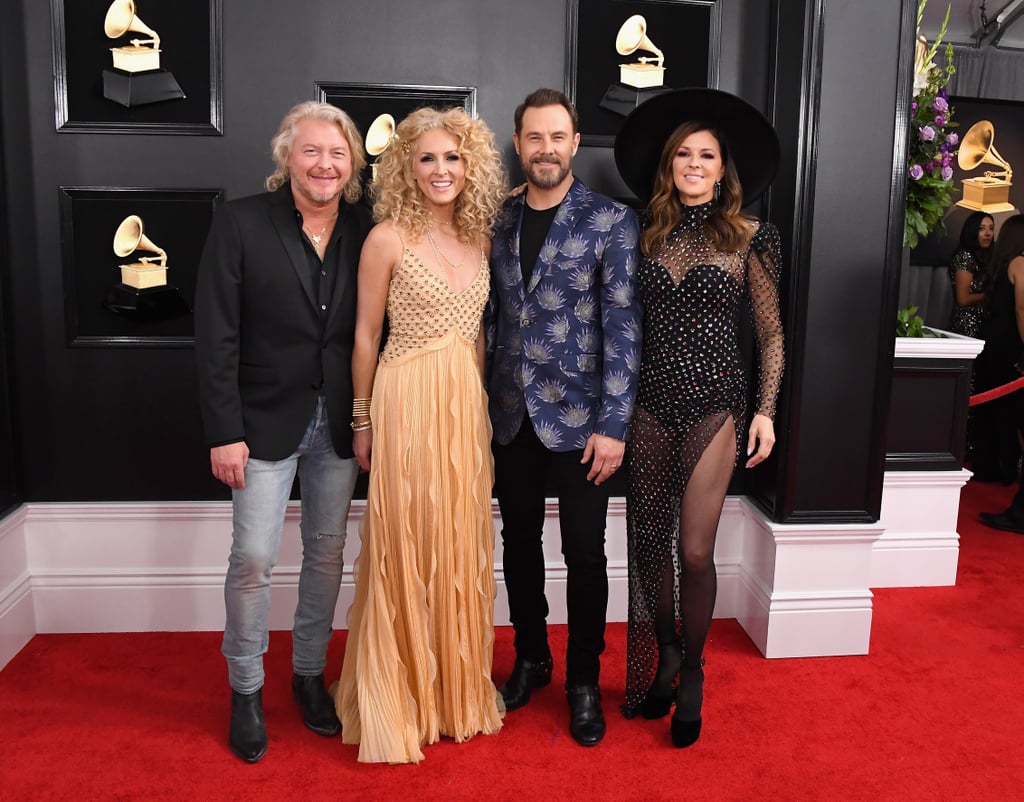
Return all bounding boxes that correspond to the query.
[0,472,966,668]
[0,507,32,670]
[735,499,883,657]
[19,498,744,631]
[874,469,969,587]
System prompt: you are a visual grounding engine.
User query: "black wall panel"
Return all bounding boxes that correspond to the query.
[748,0,913,523]
[0,0,765,501]
[0,0,908,522]
[0,0,31,513]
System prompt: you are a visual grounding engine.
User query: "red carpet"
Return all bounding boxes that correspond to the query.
[2,481,1023,800]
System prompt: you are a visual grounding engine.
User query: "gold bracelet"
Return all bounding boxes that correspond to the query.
[350,420,372,432]
[352,397,372,417]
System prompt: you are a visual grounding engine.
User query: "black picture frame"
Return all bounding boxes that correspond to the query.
[566,0,720,147]
[52,0,223,135]
[315,82,477,186]
[59,186,223,347]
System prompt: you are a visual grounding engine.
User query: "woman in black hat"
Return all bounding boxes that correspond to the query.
[614,89,784,747]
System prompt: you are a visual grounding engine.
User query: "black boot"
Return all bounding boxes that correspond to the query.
[670,663,705,748]
[291,673,341,736]
[639,639,681,719]
[498,656,553,711]
[229,688,267,763]
[566,683,606,746]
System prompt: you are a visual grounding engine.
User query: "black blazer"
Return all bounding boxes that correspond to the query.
[194,183,373,461]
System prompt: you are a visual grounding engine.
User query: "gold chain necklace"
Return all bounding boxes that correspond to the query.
[304,224,328,253]
[426,227,465,270]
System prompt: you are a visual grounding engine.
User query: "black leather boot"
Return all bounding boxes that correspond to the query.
[498,656,553,711]
[291,673,341,736]
[229,688,267,763]
[671,663,705,748]
[566,683,606,746]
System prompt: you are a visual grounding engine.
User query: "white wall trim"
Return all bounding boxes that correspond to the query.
[734,498,884,658]
[874,469,969,587]
[0,471,966,668]
[894,330,985,359]
[0,506,33,670]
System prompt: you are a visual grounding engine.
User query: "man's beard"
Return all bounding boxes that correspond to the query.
[524,156,570,189]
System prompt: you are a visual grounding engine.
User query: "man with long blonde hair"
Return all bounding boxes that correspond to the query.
[195,101,372,763]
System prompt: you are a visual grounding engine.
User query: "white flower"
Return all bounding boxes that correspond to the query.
[536,287,566,311]
[546,315,570,343]
[605,371,632,397]
[537,379,568,403]
[524,339,555,364]
[559,404,591,428]
[913,35,934,97]
[535,423,563,449]
[574,298,598,324]
[561,235,590,260]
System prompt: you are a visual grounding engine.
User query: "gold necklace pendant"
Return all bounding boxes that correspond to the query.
[305,224,328,251]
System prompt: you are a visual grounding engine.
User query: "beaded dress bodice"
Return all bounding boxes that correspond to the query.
[380,249,489,364]
[636,201,783,429]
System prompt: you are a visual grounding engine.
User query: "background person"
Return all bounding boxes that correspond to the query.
[948,211,994,338]
[948,211,995,474]
[978,215,1024,532]
[973,215,1023,485]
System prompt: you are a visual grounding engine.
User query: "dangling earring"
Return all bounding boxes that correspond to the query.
[713,181,721,201]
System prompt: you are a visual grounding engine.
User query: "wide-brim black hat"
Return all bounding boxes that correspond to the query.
[614,88,780,205]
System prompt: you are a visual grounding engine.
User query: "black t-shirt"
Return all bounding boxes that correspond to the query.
[519,202,561,286]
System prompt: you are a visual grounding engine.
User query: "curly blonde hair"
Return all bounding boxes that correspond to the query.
[265,101,366,205]
[370,107,507,243]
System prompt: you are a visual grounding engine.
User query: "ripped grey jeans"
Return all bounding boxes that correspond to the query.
[222,395,359,693]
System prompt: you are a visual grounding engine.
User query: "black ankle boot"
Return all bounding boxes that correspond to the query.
[566,683,606,746]
[229,688,268,763]
[291,673,341,736]
[670,663,704,749]
[498,655,553,711]
[639,639,681,719]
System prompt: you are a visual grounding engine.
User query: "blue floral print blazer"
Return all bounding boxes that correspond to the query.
[487,178,642,451]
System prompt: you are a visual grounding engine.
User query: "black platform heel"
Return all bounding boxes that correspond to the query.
[670,661,705,748]
[638,639,681,719]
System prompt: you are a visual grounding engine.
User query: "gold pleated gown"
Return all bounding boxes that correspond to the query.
[336,251,502,763]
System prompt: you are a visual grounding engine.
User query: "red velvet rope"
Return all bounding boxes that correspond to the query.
[968,375,1024,406]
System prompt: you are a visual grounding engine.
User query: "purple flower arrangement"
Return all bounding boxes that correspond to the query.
[905,1,957,248]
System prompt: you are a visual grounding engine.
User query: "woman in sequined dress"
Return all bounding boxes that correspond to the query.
[614,89,784,748]
[334,107,508,763]
[948,211,993,338]
[948,212,996,477]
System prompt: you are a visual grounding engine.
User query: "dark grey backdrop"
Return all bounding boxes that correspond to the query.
[0,0,911,525]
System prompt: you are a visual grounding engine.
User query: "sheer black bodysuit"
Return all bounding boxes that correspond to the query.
[622,200,783,717]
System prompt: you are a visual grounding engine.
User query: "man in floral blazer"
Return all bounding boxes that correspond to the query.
[487,88,641,747]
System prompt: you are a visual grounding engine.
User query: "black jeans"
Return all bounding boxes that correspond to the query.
[493,420,610,686]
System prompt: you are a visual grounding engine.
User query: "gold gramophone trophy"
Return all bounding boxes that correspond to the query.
[101,0,185,108]
[599,15,672,116]
[365,113,397,183]
[956,120,1015,213]
[104,215,189,320]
